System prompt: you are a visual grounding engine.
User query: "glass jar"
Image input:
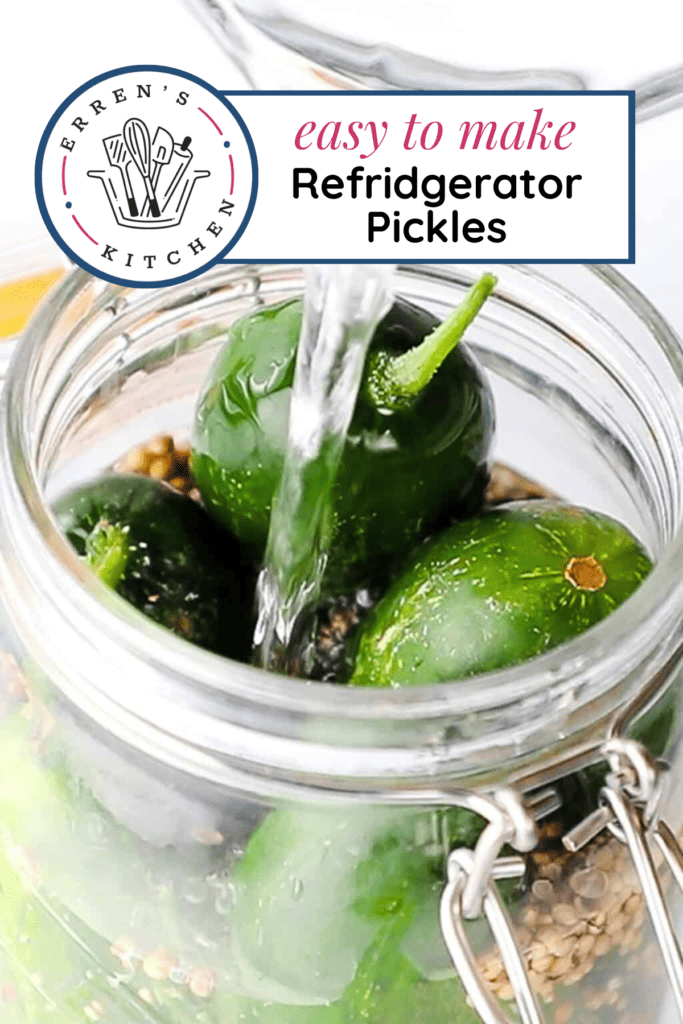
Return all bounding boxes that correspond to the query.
[182,0,683,93]
[622,79,683,344]
[1,263,683,1024]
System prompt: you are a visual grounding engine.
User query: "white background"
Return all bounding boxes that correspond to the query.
[227,93,630,261]
[4,1,236,228]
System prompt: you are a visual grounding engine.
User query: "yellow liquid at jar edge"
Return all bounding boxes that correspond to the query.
[0,269,64,338]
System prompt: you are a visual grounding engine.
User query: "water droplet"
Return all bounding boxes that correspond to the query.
[182,877,208,905]
[85,813,105,844]
[291,877,304,899]
[215,892,232,916]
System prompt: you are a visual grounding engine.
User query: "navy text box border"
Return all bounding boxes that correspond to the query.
[218,89,635,266]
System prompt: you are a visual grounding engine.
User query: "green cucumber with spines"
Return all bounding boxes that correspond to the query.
[191,279,496,592]
[53,474,255,659]
[349,501,653,687]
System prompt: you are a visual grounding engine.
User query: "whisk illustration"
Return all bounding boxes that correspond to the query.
[87,119,210,229]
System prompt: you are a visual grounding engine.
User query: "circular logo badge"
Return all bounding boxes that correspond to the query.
[36,65,258,287]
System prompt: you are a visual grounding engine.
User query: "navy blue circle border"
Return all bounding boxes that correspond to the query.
[35,65,259,288]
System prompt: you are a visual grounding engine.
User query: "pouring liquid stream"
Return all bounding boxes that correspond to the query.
[253,265,395,672]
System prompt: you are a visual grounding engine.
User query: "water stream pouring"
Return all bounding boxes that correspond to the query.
[253,264,395,672]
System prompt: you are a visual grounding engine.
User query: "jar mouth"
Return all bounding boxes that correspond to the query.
[4,263,683,793]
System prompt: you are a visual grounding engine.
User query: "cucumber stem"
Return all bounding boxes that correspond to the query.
[366,272,497,412]
[85,521,131,589]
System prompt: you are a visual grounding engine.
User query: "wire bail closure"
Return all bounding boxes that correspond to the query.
[439,736,683,1024]
[439,788,544,1024]
[565,737,683,1018]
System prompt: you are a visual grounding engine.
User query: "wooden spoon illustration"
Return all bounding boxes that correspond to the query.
[122,118,160,218]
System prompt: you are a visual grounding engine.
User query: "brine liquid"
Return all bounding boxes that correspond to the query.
[253,264,394,671]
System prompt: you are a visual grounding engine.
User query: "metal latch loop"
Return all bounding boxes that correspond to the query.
[603,735,668,829]
[441,848,543,1024]
[439,738,683,1024]
[460,788,538,919]
[564,737,683,1018]
[439,787,546,1024]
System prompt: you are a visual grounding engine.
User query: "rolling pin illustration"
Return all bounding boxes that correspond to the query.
[155,136,194,213]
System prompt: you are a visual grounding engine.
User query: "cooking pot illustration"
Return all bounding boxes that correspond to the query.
[87,119,211,229]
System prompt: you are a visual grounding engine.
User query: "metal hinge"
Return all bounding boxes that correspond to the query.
[440,736,683,1024]
[565,737,683,1013]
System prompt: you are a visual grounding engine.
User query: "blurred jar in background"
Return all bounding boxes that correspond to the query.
[181,1,683,346]
[624,74,683,340]
[183,0,683,91]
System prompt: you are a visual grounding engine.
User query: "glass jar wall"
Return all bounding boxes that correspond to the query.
[1,264,683,1023]
[182,0,683,92]
[623,82,683,346]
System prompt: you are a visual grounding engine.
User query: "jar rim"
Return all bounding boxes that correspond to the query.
[4,262,683,793]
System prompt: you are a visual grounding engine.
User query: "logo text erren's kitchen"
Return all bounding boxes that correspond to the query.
[36,66,258,287]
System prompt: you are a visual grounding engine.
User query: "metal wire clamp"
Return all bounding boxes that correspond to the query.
[440,736,683,1024]
[439,788,544,1024]
[564,736,683,1019]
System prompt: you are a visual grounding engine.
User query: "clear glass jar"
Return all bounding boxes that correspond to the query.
[1,263,683,1024]
[623,80,683,344]
[182,0,683,93]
